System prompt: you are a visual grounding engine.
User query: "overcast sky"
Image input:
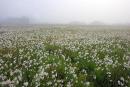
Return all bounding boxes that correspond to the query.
[0,0,130,24]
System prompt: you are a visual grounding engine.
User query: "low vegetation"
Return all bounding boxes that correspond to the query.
[0,25,130,87]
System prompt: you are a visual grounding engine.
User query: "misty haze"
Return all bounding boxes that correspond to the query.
[0,0,130,24]
[0,0,130,87]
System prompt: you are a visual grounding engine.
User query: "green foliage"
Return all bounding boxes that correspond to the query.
[0,28,130,87]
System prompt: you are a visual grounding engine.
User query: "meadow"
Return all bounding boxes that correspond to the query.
[0,25,130,87]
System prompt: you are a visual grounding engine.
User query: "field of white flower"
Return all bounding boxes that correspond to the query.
[0,25,130,87]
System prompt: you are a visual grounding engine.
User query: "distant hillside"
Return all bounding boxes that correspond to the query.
[90,21,105,25]
[0,17,30,25]
[69,21,86,25]
[68,21,106,25]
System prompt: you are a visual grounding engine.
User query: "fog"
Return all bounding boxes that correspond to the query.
[0,0,130,24]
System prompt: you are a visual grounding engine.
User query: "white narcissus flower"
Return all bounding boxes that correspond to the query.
[24,82,28,86]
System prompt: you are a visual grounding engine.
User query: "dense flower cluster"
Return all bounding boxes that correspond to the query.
[0,25,130,87]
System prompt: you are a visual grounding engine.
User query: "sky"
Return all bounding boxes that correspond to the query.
[0,0,130,24]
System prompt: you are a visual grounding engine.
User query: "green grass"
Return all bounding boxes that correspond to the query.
[0,28,130,87]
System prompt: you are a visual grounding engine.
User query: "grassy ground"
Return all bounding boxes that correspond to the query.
[0,25,130,87]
